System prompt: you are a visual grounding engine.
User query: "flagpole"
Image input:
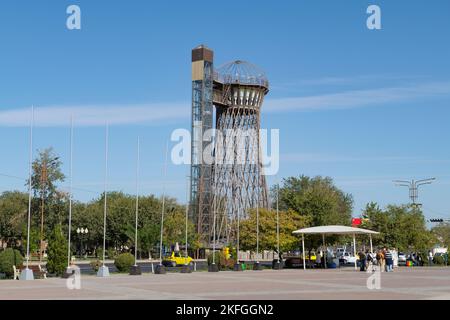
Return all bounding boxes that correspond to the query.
[20,106,35,280]
[156,141,169,274]
[185,176,189,263]
[67,116,74,268]
[181,175,192,273]
[135,137,140,266]
[277,183,280,263]
[97,123,110,277]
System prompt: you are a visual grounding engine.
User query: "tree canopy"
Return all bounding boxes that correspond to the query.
[275,175,353,227]
[361,202,434,251]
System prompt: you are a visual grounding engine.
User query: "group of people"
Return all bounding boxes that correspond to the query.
[358,247,395,272]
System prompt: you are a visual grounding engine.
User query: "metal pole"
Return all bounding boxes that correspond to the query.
[353,233,357,271]
[102,123,108,266]
[67,116,74,268]
[185,175,190,265]
[39,159,45,264]
[134,137,140,266]
[302,233,306,271]
[322,233,326,269]
[276,184,280,263]
[212,181,217,265]
[25,106,34,270]
[369,234,373,253]
[256,177,259,264]
[159,141,169,265]
[237,207,240,264]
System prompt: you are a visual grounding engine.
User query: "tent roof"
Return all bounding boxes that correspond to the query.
[292,225,379,235]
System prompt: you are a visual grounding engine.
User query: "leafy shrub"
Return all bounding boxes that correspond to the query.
[207,251,222,266]
[90,260,102,272]
[0,248,24,278]
[114,253,134,272]
[207,251,235,270]
[46,224,68,276]
[96,248,103,259]
[107,248,117,259]
[433,255,445,266]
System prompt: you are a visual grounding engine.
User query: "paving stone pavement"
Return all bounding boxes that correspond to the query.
[1,267,449,300]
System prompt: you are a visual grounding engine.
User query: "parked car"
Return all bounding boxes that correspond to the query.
[284,251,317,268]
[341,252,358,265]
[398,252,407,266]
[162,251,193,267]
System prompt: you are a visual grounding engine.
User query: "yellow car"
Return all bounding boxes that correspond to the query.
[304,253,317,261]
[162,251,193,267]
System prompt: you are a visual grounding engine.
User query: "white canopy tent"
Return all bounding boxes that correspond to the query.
[292,225,379,270]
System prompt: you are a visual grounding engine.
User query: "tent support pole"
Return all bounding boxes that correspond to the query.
[322,233,326,269]
[302,233,306,271]
[369,234,373,253]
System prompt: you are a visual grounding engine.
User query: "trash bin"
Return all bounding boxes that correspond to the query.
[241,263,247,271]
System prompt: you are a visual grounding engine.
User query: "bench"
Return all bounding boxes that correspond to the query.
[13,265,20,280]
[19,264,47,279]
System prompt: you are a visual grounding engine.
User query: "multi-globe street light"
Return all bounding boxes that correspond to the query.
[76,227,89,259]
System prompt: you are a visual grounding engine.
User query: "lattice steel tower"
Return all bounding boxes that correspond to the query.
[191,45,269,245]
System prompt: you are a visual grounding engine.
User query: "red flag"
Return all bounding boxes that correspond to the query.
[352,218,362,227]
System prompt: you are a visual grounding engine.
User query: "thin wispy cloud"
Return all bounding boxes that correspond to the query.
[271,74,430,88]
[1,81,449,127]
[281,153,450,164]
[264,81,450,113]
[0,103,189,127]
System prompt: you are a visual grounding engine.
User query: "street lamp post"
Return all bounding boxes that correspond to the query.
[393,178,436,207]
[76,227,88,259]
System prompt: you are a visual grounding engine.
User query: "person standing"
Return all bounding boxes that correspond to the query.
[366,251,373,271]
[428,250,433,266]
[376,249,385,272]
[384,248,393,272]
[358,251,367,272]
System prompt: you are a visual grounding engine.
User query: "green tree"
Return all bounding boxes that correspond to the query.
[21,227,40,257]
[163,208,197,249]
[276,175,353,227]
[431,222,450,248]
[0,191,28,247]
[240,208,310,252]
[46,224,68,275]
[30,148,65,200]
[0,248,24,278]
[362,203,433,251]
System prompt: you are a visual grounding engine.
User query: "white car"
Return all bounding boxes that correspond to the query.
[340,252,358,265]
[398,252,407,266]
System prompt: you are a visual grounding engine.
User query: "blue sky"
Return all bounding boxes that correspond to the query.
[1,0,450,221]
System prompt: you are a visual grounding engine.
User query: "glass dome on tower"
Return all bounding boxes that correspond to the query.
[215,60,269,89]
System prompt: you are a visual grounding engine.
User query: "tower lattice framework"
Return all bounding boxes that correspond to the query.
[211,61,269,244]
[191,45,269,245]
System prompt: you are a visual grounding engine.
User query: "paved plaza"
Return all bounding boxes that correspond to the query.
[1,267,449,300]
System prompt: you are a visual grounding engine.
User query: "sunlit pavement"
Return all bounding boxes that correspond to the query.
[1,267,449,300]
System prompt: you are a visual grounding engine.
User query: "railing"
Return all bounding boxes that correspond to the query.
[213,72,269,88]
